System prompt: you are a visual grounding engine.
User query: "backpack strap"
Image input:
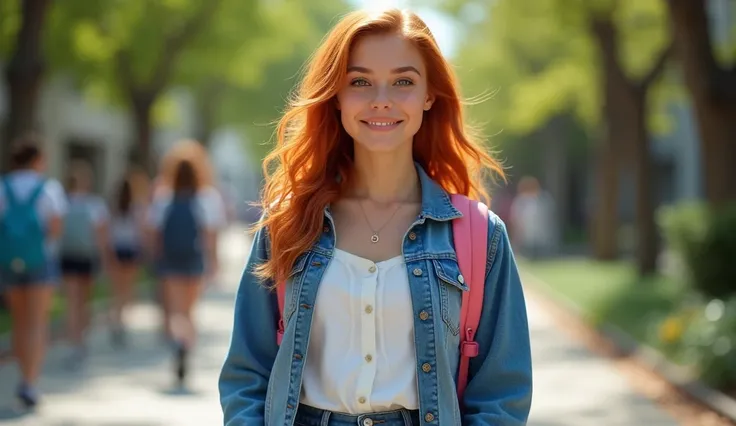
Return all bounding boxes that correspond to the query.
[450,193,489,402]
[27,180,47,206]
[2,179,17,207]
[276,281,286,345]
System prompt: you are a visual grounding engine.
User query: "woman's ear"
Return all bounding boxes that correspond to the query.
[424,94,435,111]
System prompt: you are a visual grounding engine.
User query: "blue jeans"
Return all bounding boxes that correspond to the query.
[293,405,420,426]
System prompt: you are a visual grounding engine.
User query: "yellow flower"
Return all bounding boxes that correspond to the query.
[659,316,684,344]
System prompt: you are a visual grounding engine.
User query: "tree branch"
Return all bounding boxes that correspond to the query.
[639,41,673,90]
[590,16,628,87]
[149,0,223,93]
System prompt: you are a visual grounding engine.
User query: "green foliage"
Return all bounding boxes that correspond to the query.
[658,202,736,300]
[0,0,21,58]
[432,0,675,154]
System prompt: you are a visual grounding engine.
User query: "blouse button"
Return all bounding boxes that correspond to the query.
[358,396,366,404]
[408,232,417,241]
[425,413,435,422]
[365,354,373,363]
[368,265,377,273]
[365,305,373,314]
[412,268,422,276]
[422,362,431,373]
[419,311,429,321]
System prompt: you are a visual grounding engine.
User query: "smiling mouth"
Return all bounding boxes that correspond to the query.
[361,120,403,127]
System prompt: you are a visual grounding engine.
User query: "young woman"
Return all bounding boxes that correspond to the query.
[107,174,146,347]
[219,8,533,426]
[0,136,67,408]
[58,160,110,368]
[150,141,226,341]
[147,152,219,386]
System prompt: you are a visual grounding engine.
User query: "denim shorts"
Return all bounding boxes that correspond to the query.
[294,404,420,426]
[0,262,58,288]
[157,255,205,278]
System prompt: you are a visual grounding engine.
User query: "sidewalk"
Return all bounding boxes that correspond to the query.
[525,290,679,425]
[0,226,680,425]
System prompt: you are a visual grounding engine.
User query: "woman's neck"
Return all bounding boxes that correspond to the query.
[347,145,421,205]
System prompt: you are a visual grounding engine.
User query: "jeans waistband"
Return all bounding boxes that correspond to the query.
[295,404,420,426]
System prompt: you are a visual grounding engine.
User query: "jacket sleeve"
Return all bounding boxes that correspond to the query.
[462,215,533,425]
[219,225,279,425]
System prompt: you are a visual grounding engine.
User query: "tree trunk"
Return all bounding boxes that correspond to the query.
[629,89,658,275]
[667,0,736,205]
[130,92,156,176]
[2,0,50,172]
[591,131,620,260]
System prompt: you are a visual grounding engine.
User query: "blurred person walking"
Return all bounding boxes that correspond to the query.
[147,144,220,387]
[510,176,556,259]
[0,135,67,409]
[58,161,110,369]
[107,174,146,347]
[149,141,226,341]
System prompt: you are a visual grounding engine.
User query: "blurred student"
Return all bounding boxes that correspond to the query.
[58,161,110,369]
[147,151,219,387]
[150,141,226,340]
[0,135,67,408]
[108,174,146,347]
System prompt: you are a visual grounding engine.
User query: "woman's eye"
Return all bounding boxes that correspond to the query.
[395,78,414,86]
[351,78,370,87]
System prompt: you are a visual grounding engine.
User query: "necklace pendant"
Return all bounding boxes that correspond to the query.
[370,234,380,243]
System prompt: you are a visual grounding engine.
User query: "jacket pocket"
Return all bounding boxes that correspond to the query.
[432,258,468,336]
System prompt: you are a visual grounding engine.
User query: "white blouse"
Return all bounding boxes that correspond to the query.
[300,248,419,414]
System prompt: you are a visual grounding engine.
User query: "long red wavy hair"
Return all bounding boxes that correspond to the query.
[255,8,505,285]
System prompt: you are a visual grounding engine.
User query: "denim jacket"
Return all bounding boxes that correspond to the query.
[219,165,533,425]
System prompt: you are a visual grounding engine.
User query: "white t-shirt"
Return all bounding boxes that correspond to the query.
[66,193,109,227]
[300,248,418,414]
[110,204,145,248]
[0,170,67,222]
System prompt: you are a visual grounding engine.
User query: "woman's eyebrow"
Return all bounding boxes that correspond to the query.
[346,65,421,76]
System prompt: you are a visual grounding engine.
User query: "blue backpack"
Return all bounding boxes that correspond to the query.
[161,195,202,266]
[0,179,47,273]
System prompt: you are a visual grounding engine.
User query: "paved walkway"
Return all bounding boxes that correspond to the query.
[0,226,679,425]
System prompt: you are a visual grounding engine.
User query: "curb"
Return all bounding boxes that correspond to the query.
[521,268,736,423]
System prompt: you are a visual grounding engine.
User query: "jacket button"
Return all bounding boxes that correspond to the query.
[425,413,435,422]
[422,363,431,373]
[412,268,422,276]
[408,232,417,241]
[458,274,465,284]
[419,311,429,321]
[363,419,374,426]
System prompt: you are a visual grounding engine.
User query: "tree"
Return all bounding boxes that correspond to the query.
[185,1,352,156]
[440,0,671,272]
[1,0,52,171]
[45,0,263,173]
[588,6,672,274]
[666,0,736,206]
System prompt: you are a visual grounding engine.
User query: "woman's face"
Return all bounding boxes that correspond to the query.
[336,33,434,154]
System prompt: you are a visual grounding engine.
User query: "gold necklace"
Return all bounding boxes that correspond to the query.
[358,200,403,244]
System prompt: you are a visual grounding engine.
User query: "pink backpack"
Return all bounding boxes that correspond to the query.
[276,194,489,401]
